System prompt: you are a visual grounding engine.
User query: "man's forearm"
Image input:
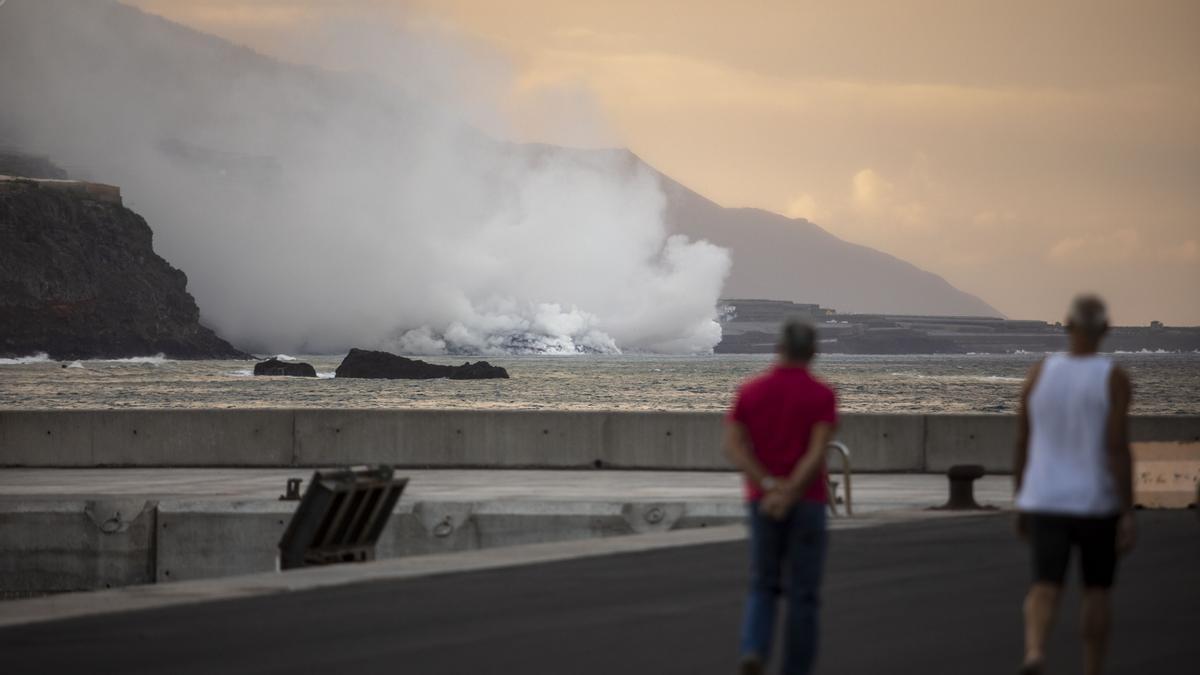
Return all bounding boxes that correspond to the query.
[783,422,833,496]
[725,424,770,487]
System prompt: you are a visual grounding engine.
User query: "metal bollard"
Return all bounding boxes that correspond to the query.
[938,464,987,510]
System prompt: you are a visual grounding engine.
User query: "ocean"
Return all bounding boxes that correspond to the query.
[1,352,1197,414]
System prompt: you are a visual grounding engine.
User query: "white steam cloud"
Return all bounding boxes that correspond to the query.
[0,0,729,355]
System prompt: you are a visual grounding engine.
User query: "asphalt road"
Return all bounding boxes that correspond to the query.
[3,512,1197,675]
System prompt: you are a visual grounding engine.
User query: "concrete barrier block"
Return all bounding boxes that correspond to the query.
[471,501,630,549]
[837,414,925,471]
[0,410,96,466]
[380,502,481,556]
[1130,416,1200,443]
[603,412,724,469]
[0,499,155,592]
[924,415,1016,473]
[451,410,607,467]
[91,410,293,466]
[156,500,294,582]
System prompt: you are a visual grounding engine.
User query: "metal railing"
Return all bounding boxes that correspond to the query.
[826,441,852,517]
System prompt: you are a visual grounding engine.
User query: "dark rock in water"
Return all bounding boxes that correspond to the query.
[447,360,510,380]
[0,166,248,360]
[335,348,508,380]
[253,358,316,377]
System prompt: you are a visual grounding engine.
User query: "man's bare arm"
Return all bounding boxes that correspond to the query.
[724,421,771,488]
[782,421,835,498]
[1013,359,1044,495]
[1107,367,1134,511]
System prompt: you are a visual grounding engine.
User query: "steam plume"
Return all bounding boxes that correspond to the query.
[0,0,729,354]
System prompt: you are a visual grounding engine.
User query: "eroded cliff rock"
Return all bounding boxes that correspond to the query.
[0,174,246,360]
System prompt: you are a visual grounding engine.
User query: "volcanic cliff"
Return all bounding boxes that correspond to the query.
[0,156,246,360]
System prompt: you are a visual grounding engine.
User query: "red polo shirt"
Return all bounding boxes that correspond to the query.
[728,365,838,503]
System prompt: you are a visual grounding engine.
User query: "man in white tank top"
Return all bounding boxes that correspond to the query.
[1013,295,1135,675]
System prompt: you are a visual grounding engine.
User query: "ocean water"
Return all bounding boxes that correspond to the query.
[1,352,1196,414]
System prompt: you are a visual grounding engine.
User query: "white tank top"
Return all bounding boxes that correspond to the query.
[1015,353,1119,516]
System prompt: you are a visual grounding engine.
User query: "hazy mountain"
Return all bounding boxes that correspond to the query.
[657,167,1002,317]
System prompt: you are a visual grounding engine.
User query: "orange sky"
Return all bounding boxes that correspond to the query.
[127,0,1200,324]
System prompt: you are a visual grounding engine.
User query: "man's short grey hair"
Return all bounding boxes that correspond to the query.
[1066,294,1109,336]
[780,319,817,361]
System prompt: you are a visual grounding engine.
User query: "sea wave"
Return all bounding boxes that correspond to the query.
[91,354,170,365]
[1114,349,1177,355]
[0,353,51,365]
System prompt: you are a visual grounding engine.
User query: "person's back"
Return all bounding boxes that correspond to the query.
[1013,295,1135,675]
[725,320,837,675]
[733,367,834,504]
[1017,352,1118,516]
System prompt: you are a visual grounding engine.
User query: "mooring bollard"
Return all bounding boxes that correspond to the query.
[940,464,986,510]
[279,478,303,502]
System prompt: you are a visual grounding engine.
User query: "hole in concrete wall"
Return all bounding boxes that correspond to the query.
[969,434,976,440]
[456,429,462,435]
[132,429,138,435]
[593,459,604,469]
[335,428,341,434]
[882,432,889,438]
[665,431,672,437]
[45,430,51,435]
[542,429,549,435]
[164,570,170,577]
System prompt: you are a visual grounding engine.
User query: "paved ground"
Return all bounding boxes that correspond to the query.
[0,469,1015,513]
[2,512,1195,675]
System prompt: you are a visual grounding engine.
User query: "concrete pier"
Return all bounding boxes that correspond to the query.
[3,409,1198,471]
[0,470,1014,594]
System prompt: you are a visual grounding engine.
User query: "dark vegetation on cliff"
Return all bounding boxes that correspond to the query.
[335,348,509,380]
[0,158,247,360]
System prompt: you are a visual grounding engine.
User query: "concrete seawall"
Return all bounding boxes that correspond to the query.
[3,410,1197,472]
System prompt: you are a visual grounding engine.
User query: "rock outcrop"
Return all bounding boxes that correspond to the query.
[335,348,508,380]
[0,166,247,360]
[253,357,316,377]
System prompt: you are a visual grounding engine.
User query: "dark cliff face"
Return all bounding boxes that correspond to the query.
[0,180,246,359]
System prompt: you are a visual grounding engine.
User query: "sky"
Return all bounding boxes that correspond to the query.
[125,0,1199,325]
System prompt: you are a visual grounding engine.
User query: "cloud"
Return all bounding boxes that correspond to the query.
[783,193,827,222]
[1047,229,1141,264]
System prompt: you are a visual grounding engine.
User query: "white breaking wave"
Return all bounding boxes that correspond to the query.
[317,371,336,379]
[0,353,51,365]
[90,354,170,365]
[1114,349,1176,355]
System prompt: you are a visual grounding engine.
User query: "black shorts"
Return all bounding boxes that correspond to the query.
[1025,513,1119,588]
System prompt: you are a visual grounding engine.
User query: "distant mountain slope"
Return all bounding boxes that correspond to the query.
[656,167,1002,318]
[510,145,1001,318]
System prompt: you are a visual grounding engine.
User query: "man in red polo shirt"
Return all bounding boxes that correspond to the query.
[725,320,837,675]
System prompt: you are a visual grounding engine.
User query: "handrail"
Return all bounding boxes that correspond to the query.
[826,441,852,517]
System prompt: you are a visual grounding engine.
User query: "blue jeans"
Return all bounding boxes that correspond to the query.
[739,501,828,675]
